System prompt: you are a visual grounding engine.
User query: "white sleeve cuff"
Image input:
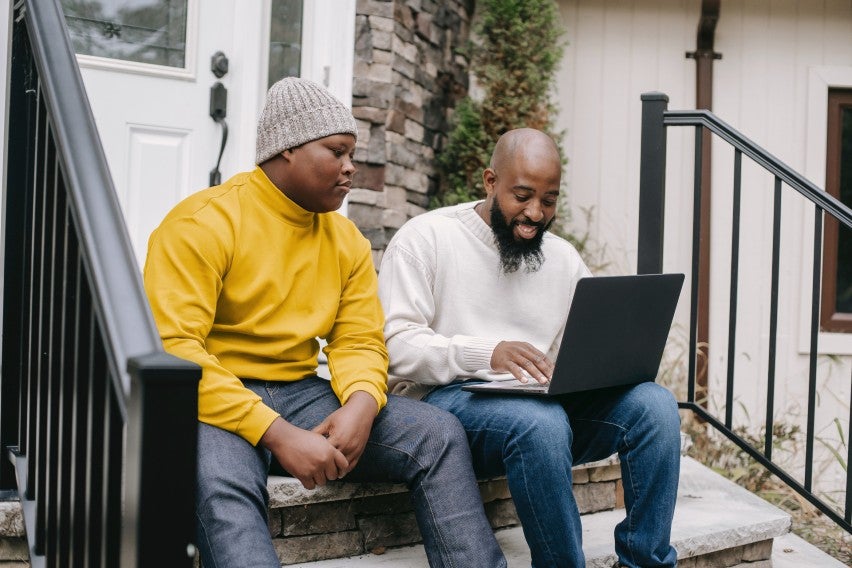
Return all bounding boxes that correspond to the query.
[463,337,501,372]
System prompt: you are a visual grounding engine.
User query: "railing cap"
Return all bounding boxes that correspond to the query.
[128,352,201,383]
[641,92,670,102]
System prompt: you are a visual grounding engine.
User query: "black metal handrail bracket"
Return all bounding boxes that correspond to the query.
[637,92,852,534]
[1,0,200,566]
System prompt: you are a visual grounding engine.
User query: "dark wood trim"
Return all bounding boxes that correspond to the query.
[821,89,852,333]
[689,0,722,401]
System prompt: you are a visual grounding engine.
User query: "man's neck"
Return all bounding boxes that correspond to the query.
[475,200,490,226]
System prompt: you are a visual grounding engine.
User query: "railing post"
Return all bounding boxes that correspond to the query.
[0,4,33,491]
[637,92,669,274]
[121,353,200,568]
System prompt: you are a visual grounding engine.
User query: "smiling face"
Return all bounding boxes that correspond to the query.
[480,129,562,273]
[277,133,356,213]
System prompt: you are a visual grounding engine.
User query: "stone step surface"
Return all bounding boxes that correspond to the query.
[283,527,846,568]
[286,457,808,568]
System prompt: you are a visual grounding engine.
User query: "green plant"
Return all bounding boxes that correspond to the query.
[434,0,566,205]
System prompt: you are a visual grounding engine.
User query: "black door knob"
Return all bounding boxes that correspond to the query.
[211,51,229,78]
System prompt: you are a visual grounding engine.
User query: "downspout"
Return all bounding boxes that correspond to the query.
[686,0,721,405]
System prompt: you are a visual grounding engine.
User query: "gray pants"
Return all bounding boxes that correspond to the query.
[195,376,507,568]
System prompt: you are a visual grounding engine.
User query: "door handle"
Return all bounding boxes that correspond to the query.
[209,81,228,186]
[211,50,229,78]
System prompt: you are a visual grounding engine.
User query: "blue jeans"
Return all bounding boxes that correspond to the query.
[196,377,506,568]
[424,381,681,568]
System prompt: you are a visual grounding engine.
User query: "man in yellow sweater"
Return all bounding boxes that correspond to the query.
[144,77,505,567]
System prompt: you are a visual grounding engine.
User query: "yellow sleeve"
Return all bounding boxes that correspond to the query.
[144,214,279,445]
[325,237,389,412]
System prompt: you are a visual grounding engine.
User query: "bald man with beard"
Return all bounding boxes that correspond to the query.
[378,128,681,568]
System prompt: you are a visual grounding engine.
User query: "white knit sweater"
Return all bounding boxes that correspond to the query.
[378,202,591,398]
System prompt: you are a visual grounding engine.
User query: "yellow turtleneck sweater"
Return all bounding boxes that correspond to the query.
[143,167,388,445]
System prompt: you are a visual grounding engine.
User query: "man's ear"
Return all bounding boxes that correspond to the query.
[482,167,496,194]
[280,148,296,163]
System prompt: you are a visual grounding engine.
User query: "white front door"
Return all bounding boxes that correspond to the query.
[62,0,354,267]
[67,0,263,267]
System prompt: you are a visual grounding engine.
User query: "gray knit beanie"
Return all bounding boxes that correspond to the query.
[256,77,358,164]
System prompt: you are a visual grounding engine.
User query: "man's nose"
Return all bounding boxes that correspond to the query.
[525,201,544,222]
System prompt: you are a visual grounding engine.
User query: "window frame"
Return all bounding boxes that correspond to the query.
[70,0,199,81]
[821,88,852,333]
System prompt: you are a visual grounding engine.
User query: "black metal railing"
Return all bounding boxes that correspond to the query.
[1,1,200,565]
[638,92,852,534]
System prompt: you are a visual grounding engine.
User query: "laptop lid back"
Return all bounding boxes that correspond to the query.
[546,273,685,395]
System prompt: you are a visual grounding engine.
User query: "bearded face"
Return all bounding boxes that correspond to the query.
[489,196,553,274]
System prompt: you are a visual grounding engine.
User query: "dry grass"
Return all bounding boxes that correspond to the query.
[796,506,852,566]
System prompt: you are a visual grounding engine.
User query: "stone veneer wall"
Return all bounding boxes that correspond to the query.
[349,0,474,268]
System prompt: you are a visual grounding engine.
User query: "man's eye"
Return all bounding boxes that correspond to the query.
[514,194,529,202]
[544,201,557,208]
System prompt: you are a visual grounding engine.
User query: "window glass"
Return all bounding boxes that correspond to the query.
[61,0,187,68]
[836,106,852,313]
[268,0,303,87]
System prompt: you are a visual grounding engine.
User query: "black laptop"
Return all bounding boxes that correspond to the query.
[461,273,685,396]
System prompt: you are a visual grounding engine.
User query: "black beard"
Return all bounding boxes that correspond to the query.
[489,199,551,274]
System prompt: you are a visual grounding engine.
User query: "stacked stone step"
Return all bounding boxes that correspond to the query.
[0,501,25,567]
[267,457,621,565]
[0,458,621,566]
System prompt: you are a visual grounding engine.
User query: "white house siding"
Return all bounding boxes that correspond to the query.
[710,0,852,501]
[555,0,852,501]
[557,0,852,502]
[554,0,702,409]
[555,0,697,275]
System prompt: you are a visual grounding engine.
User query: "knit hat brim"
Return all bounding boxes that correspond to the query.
[256,77,358,164]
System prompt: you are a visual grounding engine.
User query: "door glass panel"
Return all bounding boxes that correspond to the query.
[268,0,303,86]
[61,0,187,68]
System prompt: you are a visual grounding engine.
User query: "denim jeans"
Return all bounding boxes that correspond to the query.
[196,376,506,568]
[424,381,681,568]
